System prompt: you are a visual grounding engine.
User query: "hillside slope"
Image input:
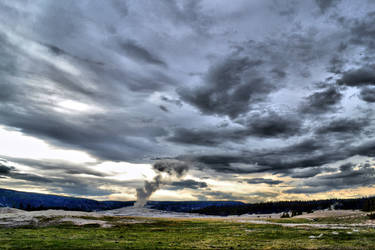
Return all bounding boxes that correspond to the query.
[0,188,133,211]
[0,188,244,212]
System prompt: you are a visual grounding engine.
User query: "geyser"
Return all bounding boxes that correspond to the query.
[134,159,189,207]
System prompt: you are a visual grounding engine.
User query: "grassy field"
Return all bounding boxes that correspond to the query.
[0,217,375,249]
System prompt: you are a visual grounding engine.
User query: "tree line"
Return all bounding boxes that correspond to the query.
[192,197,375,216]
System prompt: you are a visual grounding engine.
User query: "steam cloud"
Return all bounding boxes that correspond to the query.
[134,159,189,207]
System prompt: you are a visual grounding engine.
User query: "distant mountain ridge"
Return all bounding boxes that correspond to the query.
[0,188,133,211]
[2,188,374,215]
[0,188,244,212]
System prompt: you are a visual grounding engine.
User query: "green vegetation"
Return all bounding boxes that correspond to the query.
[0,218,375,249]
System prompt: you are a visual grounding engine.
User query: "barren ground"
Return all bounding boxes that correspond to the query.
[0,207,374,229]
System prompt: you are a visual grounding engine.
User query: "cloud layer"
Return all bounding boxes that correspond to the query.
[0,0,375,201]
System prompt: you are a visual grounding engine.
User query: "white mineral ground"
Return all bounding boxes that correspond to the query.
[0,207,375,229]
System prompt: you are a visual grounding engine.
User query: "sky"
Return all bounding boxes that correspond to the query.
[1,0,375,203]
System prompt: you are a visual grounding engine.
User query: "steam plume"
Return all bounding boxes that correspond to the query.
[134,159,189,207]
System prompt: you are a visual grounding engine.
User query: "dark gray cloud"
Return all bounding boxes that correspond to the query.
[182,136,375,176]
[168,179,208,190]
[9,172,53,184]
[338,65,375,87]
[288,166,336,179]
[119,39,167,67]
[0,161,139,197]
[299,87,343,114]
[200,191,245,201]
[241,111,303,138]
[289,168,323,179]
[168,128,228,146]
[168,111,302,146]
[244,178,283,185]
[315,118,369,135]
[286,162,375,194]
[1,157,106,177]
[0,164,14,174]
[0,162,57,184]
[160,96,183,107]
[110,0,128,17]
[41,42,105,66]
[0,103,168,162]
[198,190,278,201]
[360,87,375,102]
[347,11,375,48]
[315,0,341,13]
[284,186,328,194]
[179,57,275,119]
[327,54,346,74]
[159,105,169,112]
[0,83,18,103]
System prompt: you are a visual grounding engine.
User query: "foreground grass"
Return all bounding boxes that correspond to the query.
[0,218,374,249]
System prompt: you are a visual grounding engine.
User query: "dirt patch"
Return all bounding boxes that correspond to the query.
[58,218,112,228]
[1,207,374,229]
[0,208,158,228]
[295,210,366,219]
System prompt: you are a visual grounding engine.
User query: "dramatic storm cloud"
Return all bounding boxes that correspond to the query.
[1,0,375,202]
